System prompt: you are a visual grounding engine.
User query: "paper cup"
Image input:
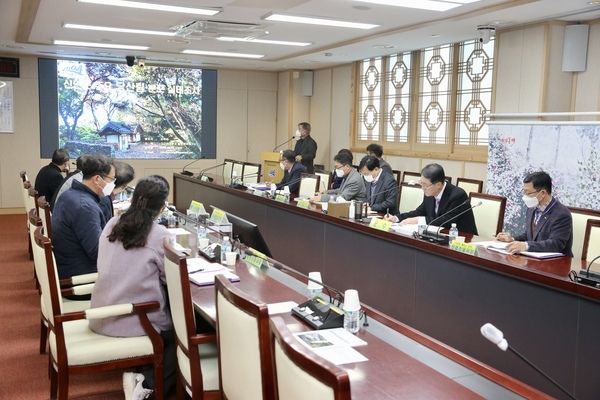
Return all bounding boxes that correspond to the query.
[456,236,466,242]
[198,238,210,249]
[321,202,329,212]
[225,251,237,266]
[343,289,360,311]
[307,272,323,289]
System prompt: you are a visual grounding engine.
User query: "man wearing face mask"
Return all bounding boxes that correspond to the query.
[359,155,398,215]
[310,152,366,203]
[275,149,306,194]
[293,122,318,174]
[496,171,573,256]
[52,153,115,285]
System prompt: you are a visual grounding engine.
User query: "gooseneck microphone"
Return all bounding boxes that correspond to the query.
[418,199,481,244]
[273,137,295,152]
[481,323,577,400]
[197,162,226,182]
[229,172,263,190]
[181,156,206,176]
[271,261,345,305]
[573,254,600,288]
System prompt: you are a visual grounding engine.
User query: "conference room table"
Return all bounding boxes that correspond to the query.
[190,256,491,399]
[174,172,600,400]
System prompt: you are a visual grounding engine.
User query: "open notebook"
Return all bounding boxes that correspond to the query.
[477,241,564,259]
[186,257,240,286]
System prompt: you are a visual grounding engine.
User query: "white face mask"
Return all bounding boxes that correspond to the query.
[363,174,374,183]
[522,193,539,208]
[295,130,301,139]
[102,180,116,197]
[280,162,286,170]
[335,168,345,178]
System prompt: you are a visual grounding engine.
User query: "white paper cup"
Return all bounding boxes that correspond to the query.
[198,238,210,249]
[225,251,237,266]
[343,289,360,311]
[321,202,329,212]
[307,272,323,289]
[456,236,466,242]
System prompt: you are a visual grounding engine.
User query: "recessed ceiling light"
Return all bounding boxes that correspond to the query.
[77,0,221,16]
[93,52,112,56]
[53,40,149,51]
[588,1,600,5]
[373,44,395,49]
[216,36,311,47]
[349,0,470,12]
[181,49,265,59]
[353,6,372,10]
[1,44,25,49]
[63,23,174,36]
[262,12,379,30]
[431,34,440,38]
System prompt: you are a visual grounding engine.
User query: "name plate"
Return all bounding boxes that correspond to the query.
[244,255,266,268]
[369,218,392,232]
[253,189,264,197]
[296,199,311,209]
[210,208,226,224]
[450,241,477,255]
[275,194,287,203]
[188,200,206,215]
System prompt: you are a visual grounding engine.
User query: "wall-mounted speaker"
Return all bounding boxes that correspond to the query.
[562,24,589,72]
[301,70,313,97]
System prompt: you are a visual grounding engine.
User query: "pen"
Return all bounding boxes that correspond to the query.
[188,268,204,274]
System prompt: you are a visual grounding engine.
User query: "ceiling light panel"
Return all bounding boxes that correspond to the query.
[262,13,379,29]
[53,40,149,50]
[348,0,471,12]
[77,0,221,16]
[182,49,265,59]
[216,37,311,47]
[63,23,175,36]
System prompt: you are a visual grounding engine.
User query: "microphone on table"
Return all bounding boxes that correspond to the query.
[181,156,206,176]
[197,162,226,182]
[273,136,295,152]
[229,172,263,190]
[417,199,481,244]
[480,323,577,400]
[572,254,600,288]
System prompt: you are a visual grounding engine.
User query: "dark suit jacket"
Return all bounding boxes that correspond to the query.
[276,162,307,194]
[293,135,317,174]
[513,198,573,256]
[378,159,394,177]
[396,182,478,235]
[34,163,64,201]
[365,170,399,215]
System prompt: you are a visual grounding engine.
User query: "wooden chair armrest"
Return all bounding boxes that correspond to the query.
[189,333,217,346]
[60,272,98,287]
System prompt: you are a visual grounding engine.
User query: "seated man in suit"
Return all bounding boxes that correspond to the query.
[359,155,398,215]
[366,143,393,176]
[384,163,478,235]
[496,171,573,256]
[310,152,366,203]
[34,148,70,201]
[276,149,306,194]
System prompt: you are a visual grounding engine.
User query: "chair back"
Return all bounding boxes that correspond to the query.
[582,219,600,263]
[445,176,452,184]
[232,162,244,181]
[24,184,37,215]
[32,226,63,328]
[398,183,424,213]
[299,173,320,198]
[20,173,30,212]
[243,162,262,184]
[223,159,235,180]
[401,171,420,183]
[456,178,483,194]
[568,207,600,260]
[37,198,53,239]
[391,170,402,186]
[215,275,274,400]
[469,193,506,239]
[315,169,331,191]
[270,316,351,400]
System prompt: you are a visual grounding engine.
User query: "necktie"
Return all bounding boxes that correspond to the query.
[435,199,440,215]
[534,209,542,226]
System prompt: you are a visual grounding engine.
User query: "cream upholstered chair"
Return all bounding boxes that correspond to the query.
[315,169,331,191]
[456,178,483,194]
[232,161,244,182]
[33,227,164,400]
[242,161,262,184]
[29,209,93,355]
[37,196,53,239]
[298,173,320,198]
[401,171,420,183]
[398,182,424,213]
[223,159,235,181]
[568,207,600,261]
[469,192,506,239]
[163,238,219,399]
[391,169,402,186]
[270,316,351,400]
[215,274,275,400]
[582,220,600,266]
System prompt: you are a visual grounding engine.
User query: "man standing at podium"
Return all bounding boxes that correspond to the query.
[294,122,318,174]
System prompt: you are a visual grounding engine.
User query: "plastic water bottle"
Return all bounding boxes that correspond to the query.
[167,211,176,228]
[221,236,231,264]
[349,200,355,220]
[344,310,360,334]
[449,223,459,243]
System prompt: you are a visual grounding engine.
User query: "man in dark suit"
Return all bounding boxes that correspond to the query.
[359,155,398,215]
[385,163,478,235]
[496,171,573,256]
[276,149,306,194]
[34,148,70,201]
[293,122,318,174]
[366,143,393,176]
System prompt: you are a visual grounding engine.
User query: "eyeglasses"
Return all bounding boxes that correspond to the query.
[334,165,346,170]
[102,174,116,182]
[418,180,433,188]
[522,190,540,196]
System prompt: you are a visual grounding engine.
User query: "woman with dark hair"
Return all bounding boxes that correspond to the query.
[89,175,175,400]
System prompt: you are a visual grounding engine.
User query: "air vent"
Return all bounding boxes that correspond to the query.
[171,20,268,40]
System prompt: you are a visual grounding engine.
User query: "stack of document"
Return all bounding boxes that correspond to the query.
[293,328,368,365]
[476,241,564,259]
[187,257,240,286]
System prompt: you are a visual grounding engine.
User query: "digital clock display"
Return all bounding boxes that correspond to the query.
[0,58,19,78]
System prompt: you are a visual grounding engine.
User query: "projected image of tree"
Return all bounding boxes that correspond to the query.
[57,60,203,159]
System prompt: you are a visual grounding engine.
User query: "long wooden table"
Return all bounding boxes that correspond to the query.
[174,173,599,400]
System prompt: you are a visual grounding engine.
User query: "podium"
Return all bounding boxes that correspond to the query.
[261,151,284,183]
